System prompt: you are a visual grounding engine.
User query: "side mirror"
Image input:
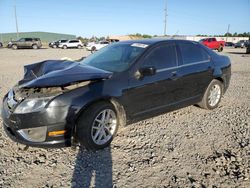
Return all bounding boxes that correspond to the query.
[139,66,156,77]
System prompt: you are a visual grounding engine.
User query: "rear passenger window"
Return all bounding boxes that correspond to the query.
[25,38,32,42]
[179,43,209,65]
[144,44,177,69]
[69,40,78,43]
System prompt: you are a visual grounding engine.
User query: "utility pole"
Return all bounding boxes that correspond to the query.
[14,5,19,39]
[226,24,230,42]
[164,0,167,37]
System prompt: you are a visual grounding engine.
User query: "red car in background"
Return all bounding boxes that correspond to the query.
[199,38,225,52]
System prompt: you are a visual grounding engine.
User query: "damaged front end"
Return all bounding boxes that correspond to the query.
[1,59,112,148]
[7,59,112,112]
[9,81,90,113]
[2,81,90,147]
[13,81,91,101]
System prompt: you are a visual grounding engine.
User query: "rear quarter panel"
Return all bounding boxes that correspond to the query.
[212,54,231,92]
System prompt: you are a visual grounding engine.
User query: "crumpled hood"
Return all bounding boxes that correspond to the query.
[18,60,112,88]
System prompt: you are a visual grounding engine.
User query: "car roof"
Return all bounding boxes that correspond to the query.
[118,38,196,45]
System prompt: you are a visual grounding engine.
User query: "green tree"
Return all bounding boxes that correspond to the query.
[142,34,152,38]
[224,32,232,37]
[233,32,238,37]
[77,36,88,44]
[99,37,105,41]
[129,33,152,38]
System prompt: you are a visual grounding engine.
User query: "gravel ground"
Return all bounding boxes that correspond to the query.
[0,47,249,188]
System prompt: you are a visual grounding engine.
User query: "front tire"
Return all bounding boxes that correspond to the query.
[76,102,119,150]
[12,44,18,50]
[91,46,96,53]
[62,45,67,49]
[198,80,223,110]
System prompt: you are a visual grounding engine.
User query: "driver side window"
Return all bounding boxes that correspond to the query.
[143,44,177,69]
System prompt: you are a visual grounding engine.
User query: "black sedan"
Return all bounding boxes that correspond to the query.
[234,40,249,48]
[225,42,235,47]
[1,39,231,150]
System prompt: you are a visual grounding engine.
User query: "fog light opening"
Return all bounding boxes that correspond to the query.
[18,126,47,142]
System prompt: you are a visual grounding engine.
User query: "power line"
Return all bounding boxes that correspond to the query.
[164,0,167,36]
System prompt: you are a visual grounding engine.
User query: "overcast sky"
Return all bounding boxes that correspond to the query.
[0,0,249,37]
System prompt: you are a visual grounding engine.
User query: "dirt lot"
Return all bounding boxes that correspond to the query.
[0,47,249,188]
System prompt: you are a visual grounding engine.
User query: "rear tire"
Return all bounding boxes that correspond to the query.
[52,44,57,48]
[198,79,223,110]
[77,45,82,49]
[76,102,119,150]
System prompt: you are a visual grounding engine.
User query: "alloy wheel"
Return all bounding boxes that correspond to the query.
[208,84,221,107]
[91,109,117,145]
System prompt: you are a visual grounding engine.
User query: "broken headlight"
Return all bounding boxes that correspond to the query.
[14,97,53,114]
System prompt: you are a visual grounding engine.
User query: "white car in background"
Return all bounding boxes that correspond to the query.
[58,39,83,49]
[86,41,110,51]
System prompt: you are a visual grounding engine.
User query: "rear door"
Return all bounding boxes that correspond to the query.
[68,40,74,47]
[175,41,213,101]
[126,42,180,116]
[25,38,33,48]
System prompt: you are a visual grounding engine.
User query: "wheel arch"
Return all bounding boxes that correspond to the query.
[75,97,127,128]
[11,44,18,48]
[214,77,225,93]
[214,77,223,83]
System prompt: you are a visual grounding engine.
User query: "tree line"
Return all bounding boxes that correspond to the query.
[197,32,250,37]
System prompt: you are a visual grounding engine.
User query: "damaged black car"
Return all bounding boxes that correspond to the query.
[1,39,231,150]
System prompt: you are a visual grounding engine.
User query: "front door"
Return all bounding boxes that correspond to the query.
[125,42,181,116]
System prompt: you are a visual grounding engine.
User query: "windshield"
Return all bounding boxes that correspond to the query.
[18,38,25,42]
[199,39,206,42]
[80,43,147,72]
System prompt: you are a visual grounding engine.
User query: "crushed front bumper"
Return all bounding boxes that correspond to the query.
[1,97,73,148]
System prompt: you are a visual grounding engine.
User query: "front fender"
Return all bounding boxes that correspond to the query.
[50,80,124,123]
